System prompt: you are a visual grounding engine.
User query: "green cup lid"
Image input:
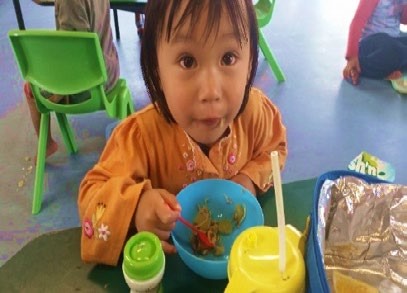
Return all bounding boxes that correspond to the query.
[123,231,164,281]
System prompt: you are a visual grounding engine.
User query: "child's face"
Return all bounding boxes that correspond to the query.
[157,3,251,146]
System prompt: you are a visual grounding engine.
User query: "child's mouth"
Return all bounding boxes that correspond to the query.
[199,118,221,128]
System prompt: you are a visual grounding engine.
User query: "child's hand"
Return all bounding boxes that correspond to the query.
[230,173,257,196]
[135,188,181,254]
[343,57,361,85]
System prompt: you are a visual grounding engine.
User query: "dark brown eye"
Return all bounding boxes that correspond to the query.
[222,52,236,66]
[180,56,196,68]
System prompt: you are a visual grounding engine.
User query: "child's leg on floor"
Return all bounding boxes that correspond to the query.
[399,36,407,71]
[359,33,406,79]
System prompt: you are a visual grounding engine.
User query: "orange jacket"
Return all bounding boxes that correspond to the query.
[77,87,288,265]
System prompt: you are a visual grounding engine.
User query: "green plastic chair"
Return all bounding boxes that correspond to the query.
[254,0,285,82]
[8,29,135,214]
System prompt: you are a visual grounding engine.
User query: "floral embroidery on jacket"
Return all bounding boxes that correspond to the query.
[180,128,240,187]
[228,153,237,165]
[186,159,195,171]
[83,218,94,239]
[82,202,111,242]
[181,132,199,185]
[218,130,239,176]
[98,224,111,241]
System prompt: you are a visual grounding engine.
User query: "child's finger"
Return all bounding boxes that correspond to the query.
[154,190,181,224]
[344,66,352,78]
[161,240,177,254]
[156,220,176,232]
[153,228,172,241]
[161,190,181,212]
[157,208,179,225]
[350,69,359,85]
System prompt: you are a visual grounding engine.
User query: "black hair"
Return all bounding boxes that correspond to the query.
[140,0,258,123]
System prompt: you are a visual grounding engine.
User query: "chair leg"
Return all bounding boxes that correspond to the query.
[32,113,49,214]
[258,30,285,82]
[123,89,135,118]
[128,100,135,116]
[113,9,120,40]
[117,87,134,119]
[126,89,135,116]
[135,13,144,38]
[55,113,78,154]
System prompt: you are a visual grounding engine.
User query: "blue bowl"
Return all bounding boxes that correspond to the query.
[171,179,264,279]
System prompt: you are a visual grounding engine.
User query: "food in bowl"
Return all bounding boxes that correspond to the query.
[233,203,246,227]
[190,200,246,256]
[171,179,264,280]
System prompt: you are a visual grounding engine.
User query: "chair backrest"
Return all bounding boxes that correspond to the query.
[254,0,275,28]
[8,29,108,114]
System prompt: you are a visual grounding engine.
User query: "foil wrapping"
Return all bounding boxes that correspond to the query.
[317,176,407,291]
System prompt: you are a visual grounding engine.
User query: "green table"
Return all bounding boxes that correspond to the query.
[0,178,316,292]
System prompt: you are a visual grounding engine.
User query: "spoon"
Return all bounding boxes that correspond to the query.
[177,215,215,248]
[164,197,215,248]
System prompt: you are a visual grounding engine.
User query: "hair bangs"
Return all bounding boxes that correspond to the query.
[165,0,249,47]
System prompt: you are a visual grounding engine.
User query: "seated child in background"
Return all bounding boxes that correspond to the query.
[343,0,407,85]
[78,0,288,266]
[24,0,120,158]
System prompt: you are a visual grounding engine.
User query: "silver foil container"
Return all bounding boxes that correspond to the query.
[317,176,407,291]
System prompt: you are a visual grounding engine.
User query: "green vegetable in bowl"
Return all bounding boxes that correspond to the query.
[190,199,246,256]
[193,204,211,231]
[218,219,233,234]
[233,204,246,227]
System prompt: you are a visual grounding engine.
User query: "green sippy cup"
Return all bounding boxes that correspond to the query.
[122,231,165,293]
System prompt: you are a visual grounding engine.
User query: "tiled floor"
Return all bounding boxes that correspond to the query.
[1,0,406,268]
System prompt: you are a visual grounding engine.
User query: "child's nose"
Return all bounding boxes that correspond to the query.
[198,69,221,103]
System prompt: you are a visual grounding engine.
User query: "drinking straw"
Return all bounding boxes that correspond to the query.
[271,151,286,274]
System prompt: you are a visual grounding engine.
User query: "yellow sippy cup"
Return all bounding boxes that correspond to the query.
[225,225,306,293]
[225,151,306,292]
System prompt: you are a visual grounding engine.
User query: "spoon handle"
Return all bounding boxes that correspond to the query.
[178,216,199,233]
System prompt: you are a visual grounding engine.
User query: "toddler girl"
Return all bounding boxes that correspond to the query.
[78,0,287,265]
